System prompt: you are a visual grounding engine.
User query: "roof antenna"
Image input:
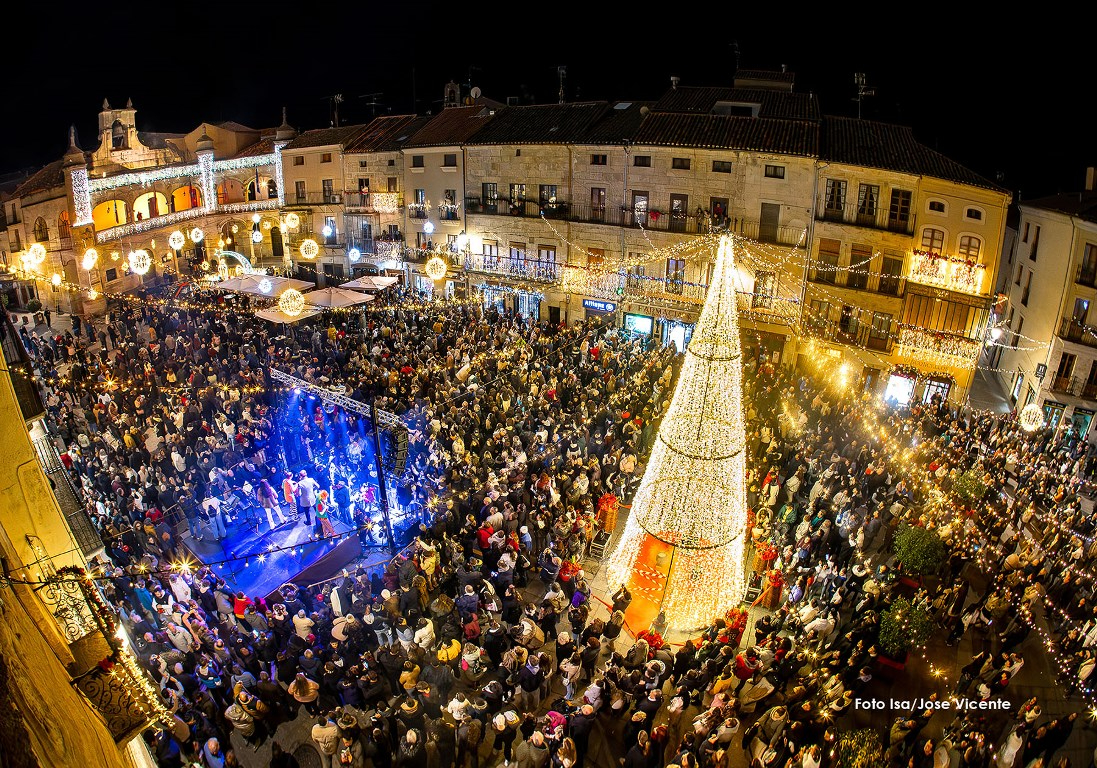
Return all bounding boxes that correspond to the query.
[853,73,875,119]
[557,66,567,104]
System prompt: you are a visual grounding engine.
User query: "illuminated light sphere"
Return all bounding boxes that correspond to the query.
[225,236,233,245]
[423,221,435,235]
[990,326,1003,341]
[299,239,319,259]
[25,243,46,265]
[258,278,273,294]
[348,248,361,263]
[284,213,300,228]
[607,235,748,630]
[251,230,263,243]
[51,273,62,287]
[424,256,448,281]
[322,224,333,237]
[278,288,306,317]
[168,230,186,250]
[1019,403,1045,432]
[81,248,99,270]
[200,260,210,271]
[87,288,99,300]
[456,233,469,250]
[190,227,204,244]
[279,224,288,234]
[251,213,261,224]
[128,249,151,275]
[231,224,239,234]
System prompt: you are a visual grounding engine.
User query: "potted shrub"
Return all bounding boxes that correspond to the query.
[25,298,42,313]
[836,729,888,768]
[892,523,945,587]
[877,596,934,672]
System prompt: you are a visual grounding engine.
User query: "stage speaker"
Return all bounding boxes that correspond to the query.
[380,425,409,477]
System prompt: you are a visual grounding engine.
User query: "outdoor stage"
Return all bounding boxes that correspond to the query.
[180,503,372,605]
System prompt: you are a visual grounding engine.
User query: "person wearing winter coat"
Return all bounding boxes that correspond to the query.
[515,731,550,768]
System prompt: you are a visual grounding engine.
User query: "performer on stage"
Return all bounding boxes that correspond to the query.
[296,470,320,526]
[333,481,352,526]
[315,490,336,539]
[281,471,298,518]
[257,477,289,530]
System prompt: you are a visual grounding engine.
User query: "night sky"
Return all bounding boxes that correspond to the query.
[7,9,1092,202]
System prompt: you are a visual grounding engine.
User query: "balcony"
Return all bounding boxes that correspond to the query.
[808,267,906,298]
[816,201,915,235]
[805,319,895,353]
[408,205,429,219]
[1057,317,1097,350]
[345,192,372,209]
[1047,374,1097,399]
[1076,263,1097,288]
[458,253,561,282]
[288,192,340,206]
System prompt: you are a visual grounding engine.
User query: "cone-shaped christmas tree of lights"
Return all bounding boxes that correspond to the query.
[607,235,748,629]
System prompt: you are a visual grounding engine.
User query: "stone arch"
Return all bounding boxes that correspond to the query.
[92,199,128,230]
[111,119,128,150]
[171,185,203,212]
[245,174,277,202]
[133,191,170,221]
[216,178,246,205]
[217,219,249,251]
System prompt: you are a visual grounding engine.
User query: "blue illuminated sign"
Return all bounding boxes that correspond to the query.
[582,299,617,312]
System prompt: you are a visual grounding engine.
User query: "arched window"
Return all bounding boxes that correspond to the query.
[958,235,982,260]
[271,225,284,259]
[920,227,944,254]
[111,120,127,150]
[57,211,72,246]
[33,216,49,244]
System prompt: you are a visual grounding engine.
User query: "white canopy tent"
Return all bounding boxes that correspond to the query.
[302,287,375,308]
[254,306,323,324]
[218,274,315,297]
[340,275,399,291]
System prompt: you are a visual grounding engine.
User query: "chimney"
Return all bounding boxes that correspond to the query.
[670,76,680,89]
[1087,166,1096,192]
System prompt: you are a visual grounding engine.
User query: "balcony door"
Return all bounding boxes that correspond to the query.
[759,202,780,243]
[591,187,606,221]
[632,191,649,225]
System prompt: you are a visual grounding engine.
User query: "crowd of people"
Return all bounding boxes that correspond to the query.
[14,276,1097,768]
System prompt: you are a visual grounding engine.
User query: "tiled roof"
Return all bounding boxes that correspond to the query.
[233,137,276,158]
[281,124,369,151]
[1022,191,1097,223]
[404,106,494,148]
[466,102,611,145]
[820,116,1006,193]
[650,86,819,121]
[735,69,796,84]
[632,113,818,156]
[376,116,433,152]
[583,101,656,145]
[216,120,258,132]
[345,115,422,153]
[12,160,66,197]
[137,131,187,150]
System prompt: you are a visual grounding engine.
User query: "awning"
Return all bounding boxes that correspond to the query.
[303,287,375,308]
[340,275,400,291]
[218,274,315,296]
[254,307,323,324]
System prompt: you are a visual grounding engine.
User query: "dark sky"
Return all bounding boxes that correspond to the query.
[8,10,1092,202]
